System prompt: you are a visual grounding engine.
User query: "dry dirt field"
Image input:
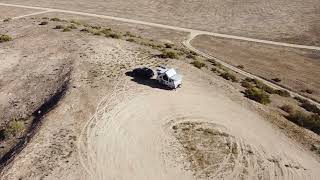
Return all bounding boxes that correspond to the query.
[0,0,320,46]
[191,35,320,102]
[0,2,320,180]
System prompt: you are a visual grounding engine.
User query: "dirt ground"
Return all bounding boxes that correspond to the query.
[191,35,320,103]
[0,11,320,180]
[0,6,40,20]
[0,0,319,46]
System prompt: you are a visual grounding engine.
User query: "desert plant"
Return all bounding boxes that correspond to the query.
[50,17,62,21]
[67,24,77,29]
[0,34,12,43]
[70,20,81,25]
[274,89,290,97]
[62,27,71,32]
[186,54,197,60]
[164,43,173,48]
[53,25,64,29]
[244,87,271,104]
[39,21,48,25]
[286,111,320,134]
[302,89,313,94]
[159,51,178,59]
[0,120,24,140]
[190,61,206,69]
[237,65,244,69]
[107,33,121,39]
[272,78,281,82]
[300,101,320,115]
[220,72,238,82]
[207,59,222,68]
[3,18,11,22]
[124,31,135,37]
[126,38,135,42]
[241,80,253,89]
[280,104,294,114]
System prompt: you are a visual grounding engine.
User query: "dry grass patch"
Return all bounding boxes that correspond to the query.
[0,34,12,43]
[190,60,206,69]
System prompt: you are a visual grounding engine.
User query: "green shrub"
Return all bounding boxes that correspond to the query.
[100,28,112,35]
[241,80,253,89]
[190,61,206,69]
[287,111,320,134]
[39,21,48,25]
[53,25,64,29]
[0,120,24,140]
[280,104,294,114]
[244,87,271,104]
[159,51,178,59]
[0,34,12,43]
[220,72,238,82]
[50,17,62,21]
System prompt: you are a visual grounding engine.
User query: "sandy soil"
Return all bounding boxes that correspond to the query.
[1,16,320,180]
[0,0,319,46]
[0,6,40,20]
[191,34,320,102]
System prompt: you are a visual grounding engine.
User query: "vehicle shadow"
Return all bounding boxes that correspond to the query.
[125,71,172,90]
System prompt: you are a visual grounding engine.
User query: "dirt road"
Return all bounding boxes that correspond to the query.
[0,2,319,51]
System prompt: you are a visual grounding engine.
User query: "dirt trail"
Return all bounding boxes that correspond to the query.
[79,69,320,180]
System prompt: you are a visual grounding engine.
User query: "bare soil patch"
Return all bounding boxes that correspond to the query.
[0,6,41,20]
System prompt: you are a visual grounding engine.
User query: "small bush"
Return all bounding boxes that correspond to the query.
[220,72,238,82]
[272,78,281,82]
[39,21,48,25]
[100,28,112,35]
[287,111,320,134]
[0,34,12,43]
[164,43,173,48]
[108,33,121,39]
[3,18,11,22]
[67,24,77,29]
[0,120,24,140]
[302,89,313,94]
[190,61,206,69]
[280,104,294,113]
[241,80,253,89]
[53,25,64,29]
[300,101,320,115]
[50,17,62,21]
[207,59,222,67]
[159,51,179,59]
[62,27,71,32]
[237,65,244,69]
[80,28,90,33]
[186,54,197,60]
[70,20,81,25]
[274,89,290,97]
[126,38,135,42]
[244,87,271,104]
[93,31,102,36]
[90,25,101,30]
[124,31,135,37]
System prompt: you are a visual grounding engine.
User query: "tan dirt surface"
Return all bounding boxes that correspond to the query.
[0,0,319,46]
[0,6,40,20]
[1,16,320,180]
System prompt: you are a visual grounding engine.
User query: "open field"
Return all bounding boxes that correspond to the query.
[0,0,319,46]
[0,6,41,20]
[0,1,320,180]
[191,35,320,102]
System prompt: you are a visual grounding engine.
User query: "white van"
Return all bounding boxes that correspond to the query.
[156,67,182,89]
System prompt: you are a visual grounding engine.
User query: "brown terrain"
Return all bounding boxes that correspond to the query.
[0,1,320,180]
